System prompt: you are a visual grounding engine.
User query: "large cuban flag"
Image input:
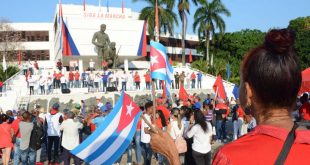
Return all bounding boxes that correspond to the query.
[150,41,174,96]
[71,92,142,165]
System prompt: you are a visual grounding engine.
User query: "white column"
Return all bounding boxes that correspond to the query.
[79,59,83,73]
[124,58,129,72]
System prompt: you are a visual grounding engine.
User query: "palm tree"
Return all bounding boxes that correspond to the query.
[193,0,231,62]
[178,0,198,66]
[133,0,178,40]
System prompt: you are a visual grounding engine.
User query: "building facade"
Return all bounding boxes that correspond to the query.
[1,4,201,70]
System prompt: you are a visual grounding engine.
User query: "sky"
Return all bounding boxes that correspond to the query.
[0,0,309,35]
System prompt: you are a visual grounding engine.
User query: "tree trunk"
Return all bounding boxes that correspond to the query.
[205,30,210,63]
[181,12,186,66]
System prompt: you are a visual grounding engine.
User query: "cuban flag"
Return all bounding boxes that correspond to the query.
[150,41,174,82]
[150,41,174,96]
[71,92,142,164]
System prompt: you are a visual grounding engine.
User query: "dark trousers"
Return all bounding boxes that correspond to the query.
[30,86,34,95]
[63,148,81,165]
[56,80,61,89]
[135,82,140,89]
[40,85,45,94]
[122,82,127,91]
[192,150,211,165]
[192,80,196,88]
[47,136,60,162]
[175,81,179,89]
[146,82,151,90]
[61,83,67,90]
[198,80,202,88]
[141,142,152,165]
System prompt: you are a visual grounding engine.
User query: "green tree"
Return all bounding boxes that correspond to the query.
[178,0,198,66]
[133,0,179,40]
[0,65,19,82]
[288,17,310,70]
[193,0,231,62]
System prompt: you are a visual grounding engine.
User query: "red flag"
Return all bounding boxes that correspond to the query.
[155,0,159,41]
[213,75,227,100]
[83,0,86,11]
[189,49,192,63]
[169,57,173,65]
[162,80,166,99]
[142,21,147,57]
[179,84,189,102]
[122,0,124,13]
[18,50,21,65]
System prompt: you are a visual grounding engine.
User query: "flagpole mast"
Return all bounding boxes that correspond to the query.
[151,0,160,125]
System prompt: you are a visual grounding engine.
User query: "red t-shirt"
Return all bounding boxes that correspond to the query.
[68,72,74,81]
[156,105,170,120]
[237,107,245,118]
[156,118,163,130]
[213,125,310,165]
[191,73,196,80]
[11,118,21,138]
[0,122,14,148]
[56,73,63,80]
[74,72,80,80]
[300,102,310,121]
[134,74,140,82]
[0,81,3,87]
[144,74,151,83]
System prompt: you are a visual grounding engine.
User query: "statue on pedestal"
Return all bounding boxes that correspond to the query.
[92,24,110,69]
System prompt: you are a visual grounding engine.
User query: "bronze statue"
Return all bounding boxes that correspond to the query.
[92,24,111,69]
[108,42,119,69]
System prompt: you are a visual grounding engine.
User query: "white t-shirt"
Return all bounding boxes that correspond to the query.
[141,114,151,143]
[60,119,83,150]
[169,120,184,140]
[45,113,63,137]
[186,122,212,154]
[90,61,95,68]
[60,76,66,83]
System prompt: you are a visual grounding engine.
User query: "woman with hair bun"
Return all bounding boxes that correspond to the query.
[213,29,310,164]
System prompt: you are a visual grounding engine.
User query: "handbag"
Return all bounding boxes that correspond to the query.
[173,127,187,153]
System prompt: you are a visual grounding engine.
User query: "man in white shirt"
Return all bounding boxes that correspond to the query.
[60,111,83,165]
[44,103,64,164]
[141,101,153,165]
[121,71,128,91]
[89,59,95,71]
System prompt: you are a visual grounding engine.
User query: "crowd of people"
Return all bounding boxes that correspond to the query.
[1,89,309,165]
[22,59,205,95]
[1,29,310,165]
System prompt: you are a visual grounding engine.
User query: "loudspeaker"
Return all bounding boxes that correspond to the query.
[107,87,116,92]
[61,88,71,94]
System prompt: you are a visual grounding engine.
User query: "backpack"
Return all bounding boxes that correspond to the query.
[29,121,44,150]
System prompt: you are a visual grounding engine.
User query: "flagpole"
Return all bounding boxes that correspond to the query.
[152,0,160,125]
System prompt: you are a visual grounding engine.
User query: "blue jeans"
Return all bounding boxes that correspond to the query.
[20,148,36,165]
[215,120,223,140]
[141,142,152,165]
[74,80,80,88]
[14,138,22,165]
[135,130,142,164]
[116,143,132,163]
